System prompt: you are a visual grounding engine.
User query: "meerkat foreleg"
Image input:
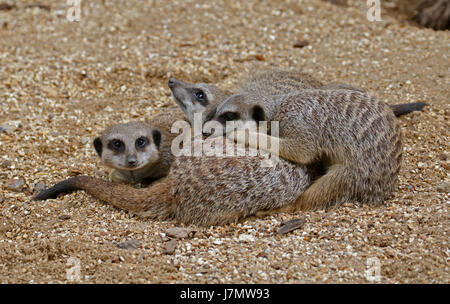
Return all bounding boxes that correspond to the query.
[231,130,317,165]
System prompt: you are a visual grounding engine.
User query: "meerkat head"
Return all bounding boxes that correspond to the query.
[206,93,272,136]
[168,77,231,125]
[93,122,162,171]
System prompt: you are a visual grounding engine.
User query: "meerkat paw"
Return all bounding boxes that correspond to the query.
[109,170,129,184]
[230,130,281,155]
[232,129,253,147]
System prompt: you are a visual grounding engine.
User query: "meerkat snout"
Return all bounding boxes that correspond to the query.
[127,155,137,167]
[167,77,178,88]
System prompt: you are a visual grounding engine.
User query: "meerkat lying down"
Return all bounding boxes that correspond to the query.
[209,89,402,212]
[415,0,450,30]
[34,128,313,227]
[169,70,426,126]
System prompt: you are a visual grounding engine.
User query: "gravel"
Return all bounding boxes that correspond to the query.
[0,0,448,283]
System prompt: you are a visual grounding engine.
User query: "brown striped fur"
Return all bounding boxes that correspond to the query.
[210,89,402,211]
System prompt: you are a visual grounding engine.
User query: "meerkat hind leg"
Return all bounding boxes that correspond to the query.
[289,164,353,212]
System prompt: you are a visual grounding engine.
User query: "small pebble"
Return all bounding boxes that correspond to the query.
[34,182,47,192]
[6,178,26,192]
[163,239,177,255]
[238,234,255,243]
[436,182,450,193]
[293,40,309,48]
[278,217,306,234]
[116,239,141,250]
[165,227,197,239]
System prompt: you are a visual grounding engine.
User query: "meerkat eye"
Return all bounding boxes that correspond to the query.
[193,90,206,102]
[135,137,148,149]
[219,112,240,122]
[108,139,124,153]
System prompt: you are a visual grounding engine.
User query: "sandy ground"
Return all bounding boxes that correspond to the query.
[0,0,448,283]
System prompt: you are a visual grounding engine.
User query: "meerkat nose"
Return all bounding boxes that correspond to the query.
[168,77,178,88]
[127,156,137,167]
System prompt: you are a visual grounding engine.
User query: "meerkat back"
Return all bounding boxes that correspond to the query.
[239,69,325,95]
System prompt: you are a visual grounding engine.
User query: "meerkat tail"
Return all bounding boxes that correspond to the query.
[34,175,176,220]
[34,177,86,200]
[289,164,356,211]
[389,102,427,117]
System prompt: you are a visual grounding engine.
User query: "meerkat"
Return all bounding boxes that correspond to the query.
[239,69,324,94]
[208,89,403,211]
[34,139,313,226]
[168,70,426,125]
[93,108,186,184]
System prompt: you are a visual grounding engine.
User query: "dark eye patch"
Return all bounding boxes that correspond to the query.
[219,112,240,123]
[135,136,148,149]
[93,137,103,156]
[108,139,125,153]
[251,105,266,122]
[152,130,161,147]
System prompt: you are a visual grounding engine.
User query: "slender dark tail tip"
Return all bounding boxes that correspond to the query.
[33,177,82,201]
[391,102,427,117]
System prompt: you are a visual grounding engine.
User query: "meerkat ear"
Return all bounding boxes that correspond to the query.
[152,130,161,147]
[93,137,103,156]
[251,105,265,122]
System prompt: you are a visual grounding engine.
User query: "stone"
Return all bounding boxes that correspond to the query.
[165,227,197,239]
[0,120,22,134]
[278,217,306,234]
[34,182,47,192]
[6,178,26,192]
[238,234,255,243]
[436,182,450,193]
[162,239,177,255]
